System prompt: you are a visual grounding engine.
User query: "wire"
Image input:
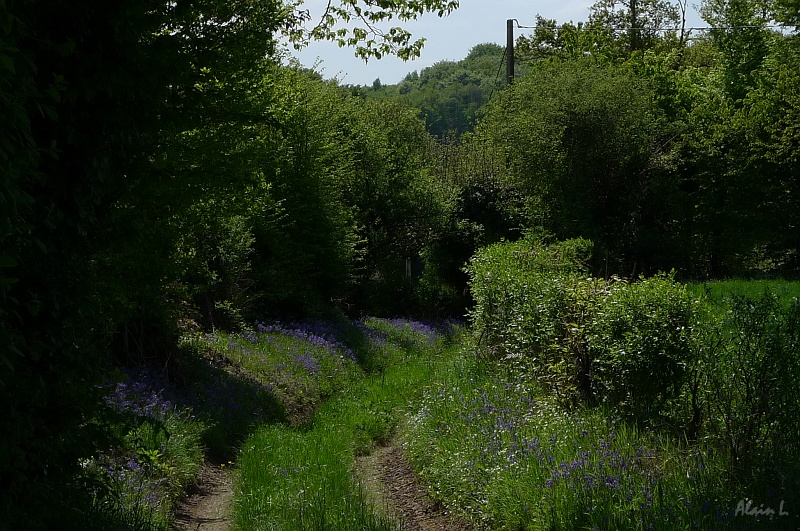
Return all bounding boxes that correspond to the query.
[488,47,507,103]
[511,20,794,32]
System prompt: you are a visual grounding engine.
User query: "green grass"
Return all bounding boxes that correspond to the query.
[192,327,363,425]
[231,318,466,531]
[688,279,800,308]
[234,424,391,530]
[404,354,746,530]
[80,283,799,530]
[223,307,799,530]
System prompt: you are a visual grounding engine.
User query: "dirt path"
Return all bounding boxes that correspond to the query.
[357,440,472,531]
[172,441,469,531]
[171,463,234,531]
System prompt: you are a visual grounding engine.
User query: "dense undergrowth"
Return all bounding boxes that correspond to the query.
[50,266,800,530]
[66,317,458,530]
[406,363,731,529]
[406,236,800,530]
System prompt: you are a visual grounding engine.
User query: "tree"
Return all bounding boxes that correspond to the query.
[589,0,682,53]
[290,0,460,60]
[515,16,620,63]
[337,98,448,312]
[725,33,800,272]
[0,0,462,524]
[1,0,297,522]
[775,0,800,26]
[701,0,773,103]
[477,58,670,275]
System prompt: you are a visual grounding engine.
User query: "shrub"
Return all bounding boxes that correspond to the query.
[467,236,592,351]
[589,273,698,426]
[468,240,700,419]
[466,235,596,403]
[700,294,800,476]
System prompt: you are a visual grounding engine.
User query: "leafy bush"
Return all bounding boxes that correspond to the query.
[466,234,593,350]
[700,294,800,476]
[589,273,698,425]
[468,239,700,419]
[466,235,596,403]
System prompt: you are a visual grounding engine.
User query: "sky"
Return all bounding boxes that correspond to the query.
[288,0,705,86]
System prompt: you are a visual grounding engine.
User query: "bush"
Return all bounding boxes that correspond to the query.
[466,235,593,351]
[589,273,698,425]
[700,294,800,476]
[468,240,699,419]
[466,235,596,403]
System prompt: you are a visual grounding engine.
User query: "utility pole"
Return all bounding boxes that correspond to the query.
[629,0,641,51]
[506,19,515,85]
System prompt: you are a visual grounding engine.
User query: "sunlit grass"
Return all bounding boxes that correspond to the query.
[404,352,794,530]
[203,325,362,411]
[688,279,800,309]
[232,318,464,531]
[235,424,394,530]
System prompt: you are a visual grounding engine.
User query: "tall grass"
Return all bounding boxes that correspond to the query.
[688,279,800,309]
[404,349,800,529]
[232,318,464,530]
[235,425,392,530]
[72,317,371,529]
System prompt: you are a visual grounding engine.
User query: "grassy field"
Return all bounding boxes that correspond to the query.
[688,279,800,306]
[231,318,465,530]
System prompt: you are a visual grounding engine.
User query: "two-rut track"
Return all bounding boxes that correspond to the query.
[172,442,471,531]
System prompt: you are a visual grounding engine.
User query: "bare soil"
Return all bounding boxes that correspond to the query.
[171,462,234,531]
[356,440,473,531]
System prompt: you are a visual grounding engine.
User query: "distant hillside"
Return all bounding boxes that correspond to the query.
[363,43,506,137]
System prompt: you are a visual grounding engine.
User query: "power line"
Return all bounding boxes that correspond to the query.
[511,21,795,32]
[487,47,507,103]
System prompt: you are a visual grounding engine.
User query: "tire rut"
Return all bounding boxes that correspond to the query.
[171,462,233,531]
[357,440,472,531]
